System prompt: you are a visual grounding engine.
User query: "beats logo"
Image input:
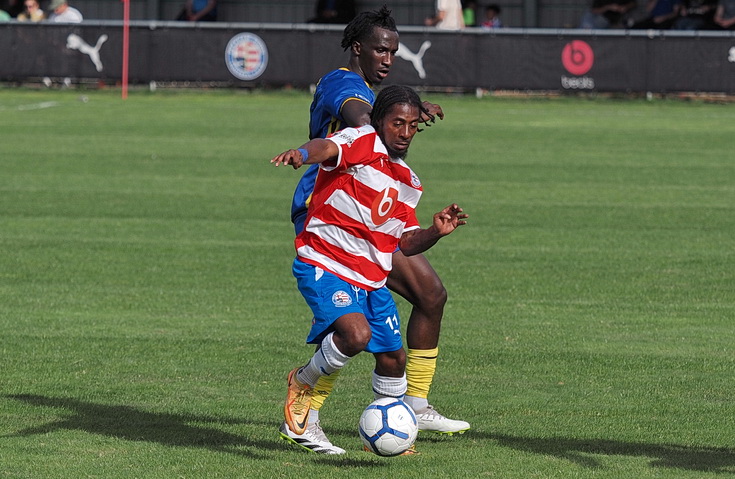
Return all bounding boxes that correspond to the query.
[562,40,594,76]
[371,187,399,226]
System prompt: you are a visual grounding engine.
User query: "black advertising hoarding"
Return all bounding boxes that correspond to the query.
[1,22,733,93]
[645,35,735,93]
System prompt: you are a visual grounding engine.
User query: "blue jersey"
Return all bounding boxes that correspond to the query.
[290,68,374,232]
[192,0,217,15]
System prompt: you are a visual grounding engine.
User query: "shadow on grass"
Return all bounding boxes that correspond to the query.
[3,394,379,467]
[484,433,735,474]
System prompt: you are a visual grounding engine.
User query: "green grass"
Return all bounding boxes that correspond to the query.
[1,88,734,478]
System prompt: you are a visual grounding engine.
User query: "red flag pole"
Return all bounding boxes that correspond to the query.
[121,0,130,99]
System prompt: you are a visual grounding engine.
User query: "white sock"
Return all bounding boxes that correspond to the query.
[297,333,350,386]
[403,395,429,412]
[372,371,407,399]
[307,408,319,426]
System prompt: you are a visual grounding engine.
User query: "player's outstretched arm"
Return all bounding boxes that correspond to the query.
[398,204,468,256]
[270,138,339,169]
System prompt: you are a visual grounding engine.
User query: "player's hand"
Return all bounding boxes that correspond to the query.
[420,101,444,125]
[270,149,305,169]
[432,204,468,236]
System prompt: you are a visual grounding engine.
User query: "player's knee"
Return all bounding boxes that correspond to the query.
[416,279,447,315]
[343,327,372,354]
[333,313,373,355]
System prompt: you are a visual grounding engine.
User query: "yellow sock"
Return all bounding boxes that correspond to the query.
[310,369,341,411]
[405,347,438,399]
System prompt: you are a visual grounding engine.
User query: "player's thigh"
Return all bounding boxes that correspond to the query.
[386,251,445,303]
[293,258,371,346]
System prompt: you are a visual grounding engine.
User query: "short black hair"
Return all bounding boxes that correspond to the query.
[341,5,397,51]
[370,85,427,128]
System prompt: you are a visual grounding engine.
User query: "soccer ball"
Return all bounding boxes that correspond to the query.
[358,398,418,456]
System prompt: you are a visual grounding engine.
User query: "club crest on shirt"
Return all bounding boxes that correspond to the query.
[332,291,353,307]
[410,172,421,188]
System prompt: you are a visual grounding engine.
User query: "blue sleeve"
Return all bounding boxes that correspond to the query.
[291,164,320,234]
[296,70,375,231]
[322,73,372,118]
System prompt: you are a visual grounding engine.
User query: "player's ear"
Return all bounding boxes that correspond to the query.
[351,41,361,56]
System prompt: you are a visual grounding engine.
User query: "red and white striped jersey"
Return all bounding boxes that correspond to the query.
[295,125,423,291]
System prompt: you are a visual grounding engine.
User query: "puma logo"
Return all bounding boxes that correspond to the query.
[66,33,108,72]
[396,41,432,79]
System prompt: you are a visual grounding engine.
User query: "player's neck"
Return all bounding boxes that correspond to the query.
[346,60,371,87]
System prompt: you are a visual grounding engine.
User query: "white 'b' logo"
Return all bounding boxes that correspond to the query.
[371,187,398,226]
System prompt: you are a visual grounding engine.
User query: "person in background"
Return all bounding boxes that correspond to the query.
[481,3,503,27]
[177,0,217,22]
[309,0,356,24]
[1,0,23,17]
[44,0,82,89]
[579,0,636,28]
[631,0,682,28]
[425,0,466,29]
[463,0,478,26]
[673,0,717,28]
[47,0,82,22]
[18,0,44,21]
[713,0,735,28]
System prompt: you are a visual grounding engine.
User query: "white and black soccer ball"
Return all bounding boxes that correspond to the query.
[359,398,418,456]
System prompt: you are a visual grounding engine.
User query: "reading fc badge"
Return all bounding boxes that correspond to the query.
[332,291,353,307]
[225,33,268,81]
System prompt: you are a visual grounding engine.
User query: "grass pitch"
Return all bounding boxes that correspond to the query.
[1,88,734,478]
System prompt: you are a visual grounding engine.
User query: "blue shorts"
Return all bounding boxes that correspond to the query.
[292,258,403,354]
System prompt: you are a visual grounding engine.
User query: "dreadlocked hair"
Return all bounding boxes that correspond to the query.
[370,85,429,131]
[340,5,397,51]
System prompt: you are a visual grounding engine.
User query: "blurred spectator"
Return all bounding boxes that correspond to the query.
[425,0,465,29]
[17,0,44,21]
[47,0,82,22]
[481,3,503,27]
[44,0,81,88]
[176,0,217,22]
[579,0,636,27]
[1,0,23,17]
[308,0,356,24]
[713,0,735,28]
[631,0,682,28]
[463,0,478,26]
[0,8,10,20]
[673,0,717,28]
